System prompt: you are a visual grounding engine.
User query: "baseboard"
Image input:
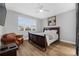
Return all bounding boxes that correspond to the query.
[60,39,75,45]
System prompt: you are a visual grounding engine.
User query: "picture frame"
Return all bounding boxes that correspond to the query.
[48,16,56,26]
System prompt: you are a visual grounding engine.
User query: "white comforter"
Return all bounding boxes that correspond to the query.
[30,31,58,46]
[45,32,58,46]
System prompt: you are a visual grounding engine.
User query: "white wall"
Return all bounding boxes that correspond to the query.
[0,25,3,37]
[43,18,48,27]
[0,25,4,46]
[36,19,43,32]
[56,9,76,44]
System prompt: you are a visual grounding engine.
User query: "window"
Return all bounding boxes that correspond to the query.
[18,17,36,32]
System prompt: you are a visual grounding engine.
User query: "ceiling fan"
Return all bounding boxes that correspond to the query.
[36,4,50,13]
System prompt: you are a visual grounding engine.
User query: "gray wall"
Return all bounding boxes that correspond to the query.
[43,10,76,44]
[4,10,18,34]
[3,9,76,43]
[56,9,76,44]
[3,10,43,39]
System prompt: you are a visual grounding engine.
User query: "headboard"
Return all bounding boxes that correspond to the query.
[43,26,60,40]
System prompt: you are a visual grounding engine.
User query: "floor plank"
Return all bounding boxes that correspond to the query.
[17,40,76,56]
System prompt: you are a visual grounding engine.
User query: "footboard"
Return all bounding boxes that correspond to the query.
[28,32,47,51]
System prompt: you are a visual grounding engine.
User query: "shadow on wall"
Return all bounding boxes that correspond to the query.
[0,3,6,46]
[0,3,7,26]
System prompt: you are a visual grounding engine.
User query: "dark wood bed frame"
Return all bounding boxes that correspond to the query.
[28,27,60,51]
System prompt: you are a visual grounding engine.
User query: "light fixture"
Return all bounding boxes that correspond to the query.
[36,3,50,13]
[39,9,44,12]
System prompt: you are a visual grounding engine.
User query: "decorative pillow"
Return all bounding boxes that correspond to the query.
[44,30,50,34]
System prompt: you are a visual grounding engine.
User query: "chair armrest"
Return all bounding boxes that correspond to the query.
[16,35,23,38]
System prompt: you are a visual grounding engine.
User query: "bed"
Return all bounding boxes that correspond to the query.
[28,26,60,51]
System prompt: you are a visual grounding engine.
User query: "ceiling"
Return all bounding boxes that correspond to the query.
[5,3,76,19]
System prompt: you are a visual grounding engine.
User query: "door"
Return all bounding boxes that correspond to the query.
[76,3,79,56]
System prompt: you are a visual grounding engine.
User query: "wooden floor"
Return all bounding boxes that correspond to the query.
[17,40,76,56]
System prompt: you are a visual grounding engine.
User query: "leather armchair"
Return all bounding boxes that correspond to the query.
[1,33,24,45]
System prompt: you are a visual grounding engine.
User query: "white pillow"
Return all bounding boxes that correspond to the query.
[50,30,57,34]
[44,30,57,34]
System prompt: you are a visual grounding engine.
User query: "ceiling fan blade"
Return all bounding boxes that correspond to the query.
[36,3,50,13]
[36,10,40,13]
[40,4,43,9]
[37,3,43,9]
[43,9,50,12]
